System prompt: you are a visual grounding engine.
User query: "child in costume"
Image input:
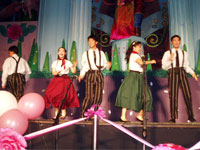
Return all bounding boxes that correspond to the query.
[115,41,156,122]
[44,47,80,119]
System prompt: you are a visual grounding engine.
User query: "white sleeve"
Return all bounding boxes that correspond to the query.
[1,58,9,86]
[80,52,87,77]
[101,51,108,70]
[183,52,194,75]
[162,51,172,70]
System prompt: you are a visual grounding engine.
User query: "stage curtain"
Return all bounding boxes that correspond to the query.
[37,0,92,70]
[168,0,200,68]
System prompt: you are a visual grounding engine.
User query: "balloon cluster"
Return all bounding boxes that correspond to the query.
[0,91,45,135]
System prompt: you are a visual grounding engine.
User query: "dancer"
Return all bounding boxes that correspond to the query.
[78,35,111,117]
[115,41,156,122]
[162,35,198,123]
[1,45,31,101]
[44,47,80,119]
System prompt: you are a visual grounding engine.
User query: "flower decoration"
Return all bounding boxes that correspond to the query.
[0,128,27,150]
[84,104,106,119]
[153,143,186,150]
[0,23,36,43]
[7,24,22,41]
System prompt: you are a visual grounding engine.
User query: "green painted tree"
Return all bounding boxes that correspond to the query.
[183,44,187,51]
[70,41,79,71]
[17,41,22,57]
[28,39,36,67]
[111,44,121,71]
[105,52,109,62]
[31,42,39,71]
[42,52,50,73]
[147,53,153,71]
[196,42,200,71]
[62,39,65,49]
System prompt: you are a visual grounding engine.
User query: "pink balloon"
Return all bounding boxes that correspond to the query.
[0,109,28,135]
[18,93,45,120]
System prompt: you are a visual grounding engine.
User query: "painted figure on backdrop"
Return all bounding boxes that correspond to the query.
[115,41,156,122]
[0,0,40,22]
[78,35,112,117]
[110,0,144,40]
[44,47,80,119]
[1,45,31,101]
[162,35,198,123]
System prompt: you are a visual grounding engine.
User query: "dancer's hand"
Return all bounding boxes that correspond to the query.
[78,75,83,82]
[151,60,156,64]
[192,73,198,81]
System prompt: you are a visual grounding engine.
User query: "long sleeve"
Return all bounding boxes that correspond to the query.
[1,58,9,86]
[161,50,172,70]
[100,51,108,70]
[80,52,88,78]
[183,52,194,75]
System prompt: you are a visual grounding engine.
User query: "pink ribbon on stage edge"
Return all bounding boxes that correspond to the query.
[24,118,86,140]
[22,105,200,150]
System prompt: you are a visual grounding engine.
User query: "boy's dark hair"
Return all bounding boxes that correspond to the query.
[8,46,18,54]
[171,35,181,41]
[88,35,98,42]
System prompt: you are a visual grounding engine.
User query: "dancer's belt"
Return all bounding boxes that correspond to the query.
[130,70,143,74]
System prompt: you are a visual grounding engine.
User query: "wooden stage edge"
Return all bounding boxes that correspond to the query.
[30,119,200,129]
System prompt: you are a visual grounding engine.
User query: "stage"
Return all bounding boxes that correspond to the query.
[26,119,200,149]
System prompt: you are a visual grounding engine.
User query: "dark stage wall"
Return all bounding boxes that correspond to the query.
[22,75,200,123]
[26,121,200,150]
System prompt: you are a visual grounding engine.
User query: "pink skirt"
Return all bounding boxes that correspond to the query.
[44,75,80,109]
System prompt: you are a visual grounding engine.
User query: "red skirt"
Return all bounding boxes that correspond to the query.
[44,75,80,109]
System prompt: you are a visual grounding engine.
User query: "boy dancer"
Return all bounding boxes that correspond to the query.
[79,35,111,117]
[162,35,198,123]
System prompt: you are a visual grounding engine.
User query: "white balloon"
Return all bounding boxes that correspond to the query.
[0,90,17,117]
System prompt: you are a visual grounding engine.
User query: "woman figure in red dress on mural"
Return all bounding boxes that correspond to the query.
[44,47,80,119]
[110,0,144,40]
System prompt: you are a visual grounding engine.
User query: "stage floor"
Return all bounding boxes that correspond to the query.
[26,119,200,149]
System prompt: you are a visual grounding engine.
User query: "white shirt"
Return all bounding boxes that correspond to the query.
[80,48,108,78]
[2,54,32,86]
[51,59,73,76]
[162,48,194,75]
[129,53,143,72]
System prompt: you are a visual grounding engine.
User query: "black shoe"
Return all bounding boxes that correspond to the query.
[168,119,176,123]
[188,118,196,123]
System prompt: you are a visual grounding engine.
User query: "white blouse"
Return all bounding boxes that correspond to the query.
[129,53,143,73]
[51,59,73,76]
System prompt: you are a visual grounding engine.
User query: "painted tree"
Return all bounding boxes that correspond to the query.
[28,39,36,67]
[70,41,79,70]
[196,42,200,71]
[147,53,152,71]
[111,44,121,71]
[62,39,65,49]
[42,52,50,73]
[17,41,22,57]
[183,44,187,51]
[31,42,39,71]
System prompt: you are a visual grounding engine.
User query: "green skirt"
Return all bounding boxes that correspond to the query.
[115,72,153,112]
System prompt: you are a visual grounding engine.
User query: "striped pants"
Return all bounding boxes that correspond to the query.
[168,68,194,119]
[81,70,104,116]
[7,73,26,101]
